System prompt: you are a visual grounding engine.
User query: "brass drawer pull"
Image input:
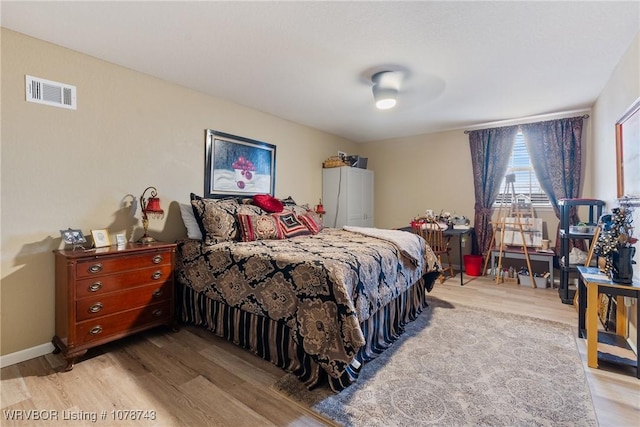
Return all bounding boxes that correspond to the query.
[152,271,163,280]
[152,289,163,298]
[152,309,163,317]
[88,282,102,292]
[89,302,103,313]
[152,255,163,264]
[89,326,103,335]
[88,263,103,274]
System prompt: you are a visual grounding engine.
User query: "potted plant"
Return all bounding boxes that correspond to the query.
[594,207,637,283]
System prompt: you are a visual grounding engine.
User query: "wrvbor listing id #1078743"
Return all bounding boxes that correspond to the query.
[2,409,158,422]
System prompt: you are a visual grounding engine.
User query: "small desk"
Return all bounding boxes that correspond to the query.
[577,266,639,378]
[400,226,474,286]
[444,227,474,286]
[490,247,555,287]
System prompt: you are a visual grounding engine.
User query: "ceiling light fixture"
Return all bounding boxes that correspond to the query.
[372,70,402,110]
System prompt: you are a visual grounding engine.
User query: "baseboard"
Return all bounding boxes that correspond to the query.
[0,342,55,368]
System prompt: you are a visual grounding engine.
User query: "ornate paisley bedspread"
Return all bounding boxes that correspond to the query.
[176,228,440,379]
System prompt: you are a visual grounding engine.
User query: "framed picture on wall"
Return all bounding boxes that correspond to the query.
[204,130,276,198]
[616,97,640,198]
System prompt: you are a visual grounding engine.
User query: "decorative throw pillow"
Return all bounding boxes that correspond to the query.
[179,203,203,240]
[272,212,312,238]
[280,196,297,206]
[237,214,283,241]
[253,194,284,213]
[298,210,324,234]
[284,203,312,216]
[191,197,266,243]
[190,198,238,243]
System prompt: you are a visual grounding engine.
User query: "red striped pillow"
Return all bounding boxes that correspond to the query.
[272,212,311,238]
[298,211,324,234]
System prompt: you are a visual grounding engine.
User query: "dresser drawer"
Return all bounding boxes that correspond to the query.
[76,250,172,278]
[76,282,172,321]
[75,264,173,298]
[75,300,171,345]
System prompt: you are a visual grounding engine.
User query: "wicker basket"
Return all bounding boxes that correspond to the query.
[323,156,349,168]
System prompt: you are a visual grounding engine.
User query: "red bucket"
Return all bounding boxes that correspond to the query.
[463,255,483,276]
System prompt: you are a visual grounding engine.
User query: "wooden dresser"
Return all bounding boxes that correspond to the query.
[52,241,176,370]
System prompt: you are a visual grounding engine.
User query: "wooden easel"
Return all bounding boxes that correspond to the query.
[483,174,536,287]
[482,174,513,278]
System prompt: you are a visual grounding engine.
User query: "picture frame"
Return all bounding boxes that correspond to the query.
[91,229,111,248]
[115,233,126,246]
[204,129,276,198]
[60,228,87,245]
[615,96,640,198]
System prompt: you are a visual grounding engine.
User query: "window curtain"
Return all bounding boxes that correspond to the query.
[521,116,586,252]
[468,126,519,255]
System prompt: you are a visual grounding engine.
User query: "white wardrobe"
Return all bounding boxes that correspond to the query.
[322,166,374,228]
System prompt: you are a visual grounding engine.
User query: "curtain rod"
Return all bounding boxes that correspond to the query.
[463,112,590,134]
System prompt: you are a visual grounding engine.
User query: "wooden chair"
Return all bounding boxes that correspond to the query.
[413,218,455,283]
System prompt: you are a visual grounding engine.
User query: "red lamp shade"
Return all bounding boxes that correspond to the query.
[145,197,164,218]
[145,197,162,212]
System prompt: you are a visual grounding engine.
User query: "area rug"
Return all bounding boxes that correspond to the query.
[272,297,598,426]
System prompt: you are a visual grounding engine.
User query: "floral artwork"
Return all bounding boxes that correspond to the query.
[231,156,256,189]
[205,130,276,198]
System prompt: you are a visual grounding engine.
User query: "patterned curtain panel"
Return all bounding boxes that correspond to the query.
[522,116,585,252]
[468,126,519,255]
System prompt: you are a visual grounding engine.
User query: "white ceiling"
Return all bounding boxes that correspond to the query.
[2,1,639,142]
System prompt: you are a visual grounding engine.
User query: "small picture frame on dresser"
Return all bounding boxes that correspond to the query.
[60,228,86,245]
[91,229,111,248]
[115,233,126,247]
[60,228,87,250]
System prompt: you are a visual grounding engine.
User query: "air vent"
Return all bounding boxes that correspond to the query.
[25,75,76,110]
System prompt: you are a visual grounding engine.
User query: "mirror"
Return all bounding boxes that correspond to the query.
[616,97,640,198]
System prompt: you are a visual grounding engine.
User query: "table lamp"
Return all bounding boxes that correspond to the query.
[139,186,164,244]
[315,199,325,216]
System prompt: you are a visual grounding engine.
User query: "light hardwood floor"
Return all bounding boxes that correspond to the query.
[2,275,639,426]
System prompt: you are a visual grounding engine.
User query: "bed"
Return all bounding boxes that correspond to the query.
[175,196,441,391]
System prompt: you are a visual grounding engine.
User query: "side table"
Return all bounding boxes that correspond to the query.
[577,266,639,378]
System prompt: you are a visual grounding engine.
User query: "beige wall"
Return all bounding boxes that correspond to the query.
[591,32,639,348]
[358,118,590,248]
[0,29,357,356]
[360,130,476,229]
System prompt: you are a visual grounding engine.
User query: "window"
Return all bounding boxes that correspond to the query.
[494,132,551,207]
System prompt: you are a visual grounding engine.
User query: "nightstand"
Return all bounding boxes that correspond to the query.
[52,241,176,371]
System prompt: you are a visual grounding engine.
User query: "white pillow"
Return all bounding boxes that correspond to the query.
[179,203,203,240]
